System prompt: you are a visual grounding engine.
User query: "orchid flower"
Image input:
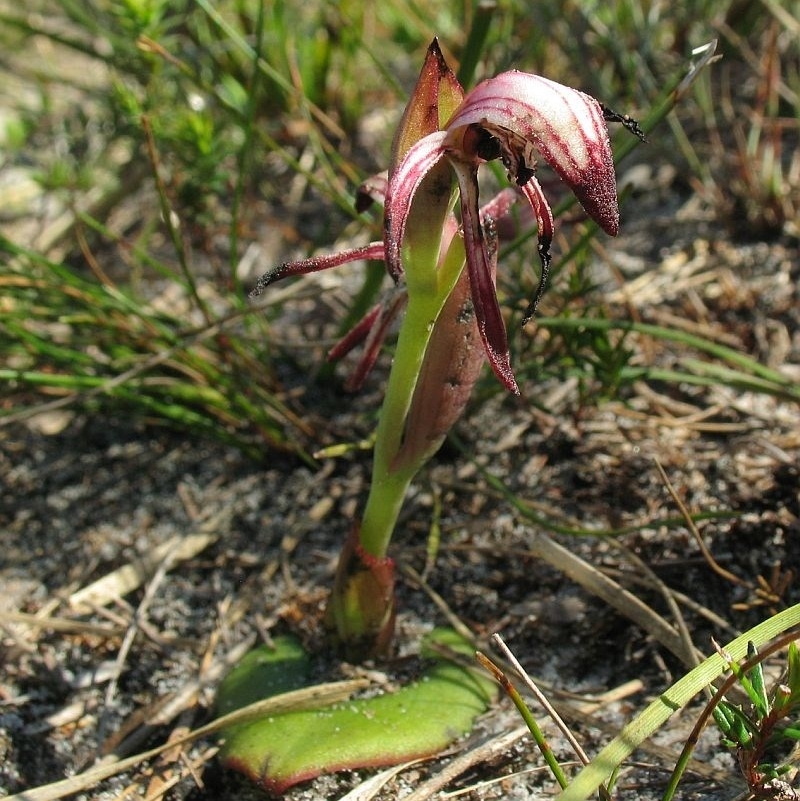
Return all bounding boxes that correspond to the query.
[253,40,635,395]
[385,68,626,393]
[250,39,639,657]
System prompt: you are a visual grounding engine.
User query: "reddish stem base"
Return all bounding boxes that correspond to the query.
[325,524,397,660]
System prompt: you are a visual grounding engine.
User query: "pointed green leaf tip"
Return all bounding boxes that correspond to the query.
[216,629,497,794]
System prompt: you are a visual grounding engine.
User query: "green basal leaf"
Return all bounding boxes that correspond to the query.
[217,628,496,794]
[215,635,311,717]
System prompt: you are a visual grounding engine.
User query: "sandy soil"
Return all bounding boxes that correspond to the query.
[3,194,799,799]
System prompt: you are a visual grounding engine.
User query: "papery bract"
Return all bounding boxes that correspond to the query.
[392,210,500,473]
[390,39,463,168]
[325,524,396,658]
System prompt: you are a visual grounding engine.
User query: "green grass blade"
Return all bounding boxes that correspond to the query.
[457,1,497,87]
[536,317,800,402]
[557,605,800,801]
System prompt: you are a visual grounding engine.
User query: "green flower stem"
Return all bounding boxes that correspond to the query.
[357,292,443,557]
[358,242,466,557]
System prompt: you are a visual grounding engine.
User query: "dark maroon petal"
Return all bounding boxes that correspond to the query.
[451,162,519,394]
[248,242,385,297]
[340,291,408,392]
[327,303,383,363]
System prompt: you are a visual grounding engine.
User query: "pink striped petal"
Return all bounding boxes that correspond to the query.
[383,131,449,281]
[446,71,619,236]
